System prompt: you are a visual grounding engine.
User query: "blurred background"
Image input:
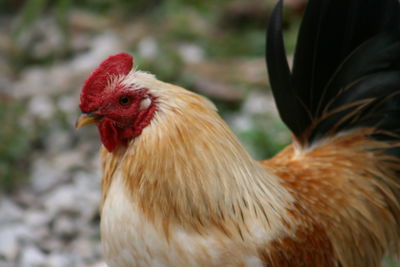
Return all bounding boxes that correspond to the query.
[0,0,398,266]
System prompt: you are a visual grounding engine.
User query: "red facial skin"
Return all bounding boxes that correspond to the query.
[93,88,156,152]
[79,53,156,152]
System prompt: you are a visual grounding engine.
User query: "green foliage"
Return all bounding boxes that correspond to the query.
[238,117,290,159]
[283,15,301,58]
[74,0,162,15]
[12,0,49,43]
[0,100,32,192]
[208,29,266,59]
[54,0,71,53]
[384,257,400,267]
[11,0,72,70]
[0,0,25,14]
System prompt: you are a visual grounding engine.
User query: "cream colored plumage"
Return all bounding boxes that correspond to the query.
[95,71,400,267]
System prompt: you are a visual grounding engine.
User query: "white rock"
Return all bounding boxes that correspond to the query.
[30,158,67,194]
[0,228,20,261]
[72,238,95,260]
[46,253,72,267]
[19,246,46,267]
[58,95,77,114]
[31,226,50,243]
[46,129,71,153]
[178,43,205,64]
[12,188,39,207]
[52,150,86,172]
[70,32,124,74]
[25,210,51,228]
[54,215,78,239]
[0,197,24,225]
[12,67,48,98]
[88,261,108,267]
[242,91,278,116]
[28,95,55,120]
[71,172,101,220]
[228,113,253,132]
[24,210,51,243]
[138,37,158,59]
[39,238,64,254]
[12,31,125,99]
[73,171,100,191]
[90,155,102,176]
[44,185,80,215]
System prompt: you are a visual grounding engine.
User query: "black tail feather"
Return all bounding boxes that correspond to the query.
[266,0,309,138]
[266,0,400,149]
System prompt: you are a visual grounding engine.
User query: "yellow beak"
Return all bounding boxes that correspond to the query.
[75,113,101,129]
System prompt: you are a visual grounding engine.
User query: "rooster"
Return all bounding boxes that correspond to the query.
[76,0,400,266]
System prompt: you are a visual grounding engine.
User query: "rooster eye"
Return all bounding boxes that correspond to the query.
[119,96,131,106]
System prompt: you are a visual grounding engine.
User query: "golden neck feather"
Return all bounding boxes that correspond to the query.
[100,77,293,238]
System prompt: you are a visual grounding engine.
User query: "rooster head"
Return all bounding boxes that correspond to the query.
[76,53,156,152]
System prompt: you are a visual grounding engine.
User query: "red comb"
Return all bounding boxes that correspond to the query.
[80,53,133,112]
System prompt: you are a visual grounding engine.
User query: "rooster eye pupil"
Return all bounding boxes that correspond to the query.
[119,96,130,105]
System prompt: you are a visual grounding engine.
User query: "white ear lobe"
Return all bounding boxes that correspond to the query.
[140,97,152,110]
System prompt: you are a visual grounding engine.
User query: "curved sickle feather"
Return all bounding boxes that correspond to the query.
[267,0,400,147]
[266,0,309,140]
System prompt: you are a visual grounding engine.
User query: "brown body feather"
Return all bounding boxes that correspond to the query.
[264,130,400,266]
[98,72,400,267]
